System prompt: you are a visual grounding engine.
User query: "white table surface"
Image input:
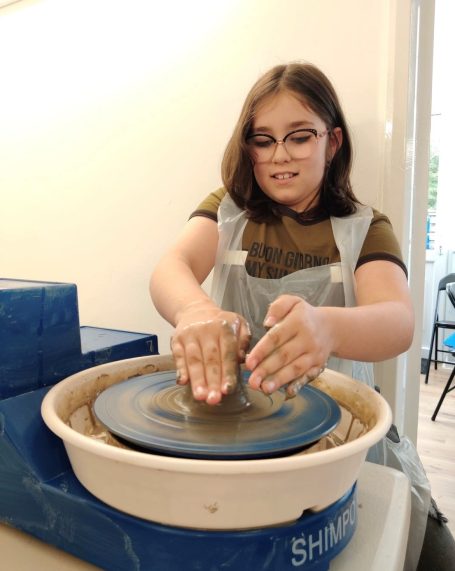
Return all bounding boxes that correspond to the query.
[1,462,410,571]
[331,461,411,571]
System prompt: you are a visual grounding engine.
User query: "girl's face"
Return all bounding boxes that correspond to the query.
[249,91,341,213]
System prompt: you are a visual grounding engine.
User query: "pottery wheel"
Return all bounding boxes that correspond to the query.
[93,371,341,459]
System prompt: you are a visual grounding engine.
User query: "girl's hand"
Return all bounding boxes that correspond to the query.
[245,295,331,397]
[171,300,251,405]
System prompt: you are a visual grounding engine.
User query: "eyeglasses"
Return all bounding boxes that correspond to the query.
[246,128,329,163]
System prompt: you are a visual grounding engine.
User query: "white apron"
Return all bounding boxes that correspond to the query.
[211,194,374,387]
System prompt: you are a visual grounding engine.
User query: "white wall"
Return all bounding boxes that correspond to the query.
[432,0,455,252]
[421,1,455,360]
[0,0,431,436]
[379,0,434,441]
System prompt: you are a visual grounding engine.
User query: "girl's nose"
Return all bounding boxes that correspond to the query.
[272,141,292,162]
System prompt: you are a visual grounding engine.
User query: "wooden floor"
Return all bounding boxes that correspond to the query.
[417,363,455,535]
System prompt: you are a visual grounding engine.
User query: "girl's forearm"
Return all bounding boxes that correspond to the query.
[150,258,215,327]
[319,301,414,362]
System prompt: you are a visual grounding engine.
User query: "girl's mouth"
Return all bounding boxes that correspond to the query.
[272,172,297,180]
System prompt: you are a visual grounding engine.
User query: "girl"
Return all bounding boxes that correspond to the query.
[150,62,414,405]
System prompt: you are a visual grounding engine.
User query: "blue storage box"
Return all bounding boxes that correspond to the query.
[0,278,158,398]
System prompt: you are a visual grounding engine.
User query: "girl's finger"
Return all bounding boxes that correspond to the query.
[170,336,189,385]
[263,295,303,328]
[219,319,242,395]
[200,337,223,404]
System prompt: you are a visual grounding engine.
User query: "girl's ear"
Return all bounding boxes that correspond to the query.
[328,127,343,160]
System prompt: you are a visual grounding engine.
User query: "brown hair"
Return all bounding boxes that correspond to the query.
[221,62,360,222]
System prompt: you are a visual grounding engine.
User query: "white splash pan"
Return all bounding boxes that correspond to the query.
[41,354,392,530]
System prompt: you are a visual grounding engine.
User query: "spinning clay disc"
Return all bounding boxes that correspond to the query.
[93,370,341,459]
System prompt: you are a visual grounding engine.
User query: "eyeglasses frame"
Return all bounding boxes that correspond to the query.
[245,128,330,161]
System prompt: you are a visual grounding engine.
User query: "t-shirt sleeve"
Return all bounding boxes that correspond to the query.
[189,187,227,222]
[357,209,407,276]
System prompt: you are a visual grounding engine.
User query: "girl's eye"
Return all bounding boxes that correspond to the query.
[251,137,274,148]
[289,134,312,144]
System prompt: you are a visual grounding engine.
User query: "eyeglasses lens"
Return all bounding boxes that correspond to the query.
[247,130,319,162]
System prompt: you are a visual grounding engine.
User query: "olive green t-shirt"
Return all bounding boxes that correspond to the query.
[191,188,407,278]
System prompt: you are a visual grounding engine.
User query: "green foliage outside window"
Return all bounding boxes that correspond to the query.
[428,150,439,209]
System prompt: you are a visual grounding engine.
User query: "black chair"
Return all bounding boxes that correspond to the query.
[424,273,455,384]
[431,350,455,421]
[448,281,455,308]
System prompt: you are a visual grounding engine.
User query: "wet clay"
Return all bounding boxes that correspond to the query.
[89,371,334,458]
[69,390,365,455]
